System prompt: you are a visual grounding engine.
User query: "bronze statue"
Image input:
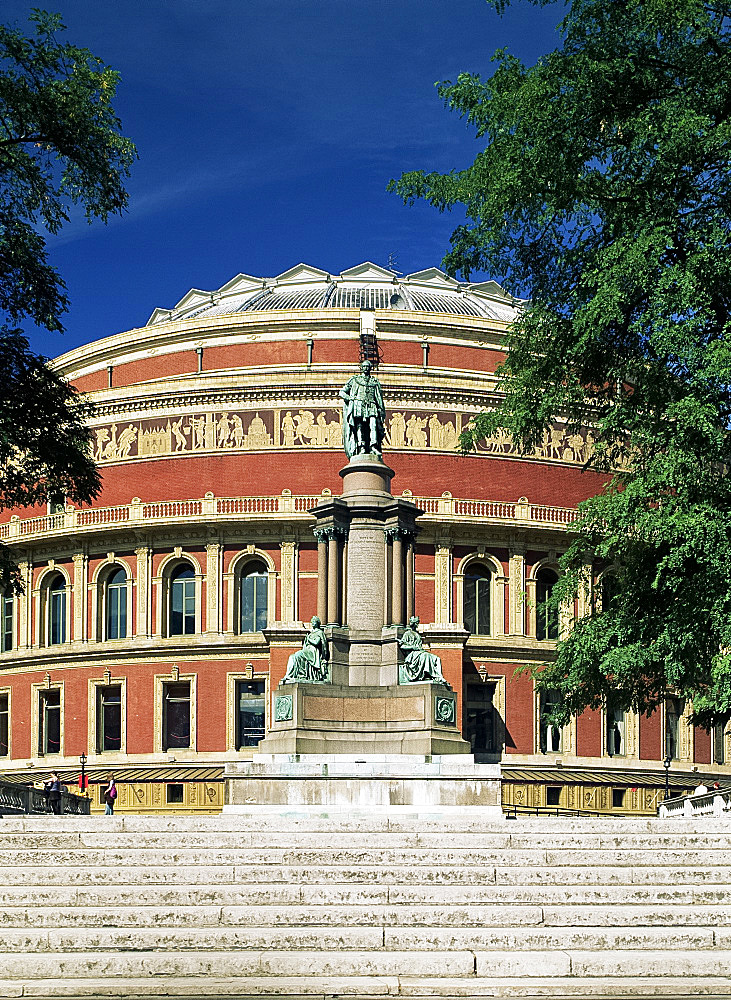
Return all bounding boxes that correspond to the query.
[340,360,385,459]
[399,616,446,684]
[282,616,330,683]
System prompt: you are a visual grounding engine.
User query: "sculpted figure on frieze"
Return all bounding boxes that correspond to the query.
[340,360,386,459]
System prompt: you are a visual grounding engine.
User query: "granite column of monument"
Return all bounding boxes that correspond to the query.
[315,529,327,623]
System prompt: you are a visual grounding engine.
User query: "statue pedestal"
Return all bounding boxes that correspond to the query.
[224,754,501,816]
[255,453,472,762]
[258,680,470,755]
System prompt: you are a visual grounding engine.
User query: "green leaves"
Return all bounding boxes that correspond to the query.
[0,8,136,330]
[0,10,135,585]
[392,0,731,725]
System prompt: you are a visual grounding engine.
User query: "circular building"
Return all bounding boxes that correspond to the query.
[0,262,726,813]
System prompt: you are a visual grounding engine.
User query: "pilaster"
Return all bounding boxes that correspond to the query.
[72,552,87,643]
[279,539,298,623]
[205,541,222,633]
[17,560,31,649]
[434,538,452,625]
[135,545,152,638]
[509,546,525,636]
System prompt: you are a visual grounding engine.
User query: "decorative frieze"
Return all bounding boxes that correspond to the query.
[90,404,596,469]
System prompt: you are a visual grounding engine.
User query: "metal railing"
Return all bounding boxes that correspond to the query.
[0,780,90,816]
[0,492,577,543]
[503,803,650,819]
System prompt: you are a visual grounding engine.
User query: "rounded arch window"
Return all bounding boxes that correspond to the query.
[47,573,67,645]
[536,568,559,640]
[105,566,128,640]
[169,563,196,636]
[240,560,268,633]
[464,562,491,636]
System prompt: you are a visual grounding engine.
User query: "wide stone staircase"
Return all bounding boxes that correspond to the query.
[0,812,729,998]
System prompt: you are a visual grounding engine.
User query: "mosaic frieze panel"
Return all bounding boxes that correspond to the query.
[92,407,594,467]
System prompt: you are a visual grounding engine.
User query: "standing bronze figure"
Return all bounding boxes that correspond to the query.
[340,360,386,459]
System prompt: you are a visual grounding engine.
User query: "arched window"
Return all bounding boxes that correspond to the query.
[47,574,67,645]
[169,564,196,636]
[1,591,12,652]
[536,568,559,640]
[240,561,268,633]
[463,563,491,635]
[105,567,128,640]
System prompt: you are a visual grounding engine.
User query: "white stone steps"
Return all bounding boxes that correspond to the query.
[7,977,731,1000]
[3,827,730,849]
[2,863,731,889]
[0,950,478,979]
[2,881,727,908]
[0,924,721,953]
[2,814,730,834]
[0,903,547,929]
[1,815,729,998]
[384,883,730,905]
[3,948,731,979]
[4,844,731,868]
[5,901,729,929]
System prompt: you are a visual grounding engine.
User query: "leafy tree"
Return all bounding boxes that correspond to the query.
[390,0,731,729]
[0,10,135,589]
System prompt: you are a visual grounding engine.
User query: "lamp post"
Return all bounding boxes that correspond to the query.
[79,752,87,795]
[663,754,672,800]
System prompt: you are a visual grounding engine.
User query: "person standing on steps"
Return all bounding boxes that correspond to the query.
[103,774,117,815]
[46,771,62,815]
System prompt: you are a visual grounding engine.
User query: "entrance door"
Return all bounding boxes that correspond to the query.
[464,680,500,756]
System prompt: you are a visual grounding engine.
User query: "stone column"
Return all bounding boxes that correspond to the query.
[340,536,348,626]
[392,532,404,626]
[327,530,340,625]
[315,530,327,624]
[405,536,415,621]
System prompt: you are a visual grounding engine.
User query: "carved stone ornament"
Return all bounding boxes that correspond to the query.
[435,696,456,726]
[274,695,293,723]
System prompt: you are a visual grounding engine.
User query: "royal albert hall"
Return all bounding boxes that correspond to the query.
[1,262,728,813]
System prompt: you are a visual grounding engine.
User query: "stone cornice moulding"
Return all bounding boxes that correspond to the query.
[52,309,507,380]
[84,369,502,421]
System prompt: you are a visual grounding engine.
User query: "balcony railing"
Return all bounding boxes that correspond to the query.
[658,786,731,819]
[1,491,578,543]
[0,780,91,815]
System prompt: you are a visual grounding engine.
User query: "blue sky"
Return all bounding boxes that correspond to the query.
[4,0,562,358]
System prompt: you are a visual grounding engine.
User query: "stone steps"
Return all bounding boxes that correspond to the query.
[5,977,731,1000]
[1,814,730,998]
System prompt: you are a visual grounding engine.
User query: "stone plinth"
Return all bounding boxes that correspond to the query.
[258,681,471,755]
[339,453,394,498]
[224,754,501,814]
